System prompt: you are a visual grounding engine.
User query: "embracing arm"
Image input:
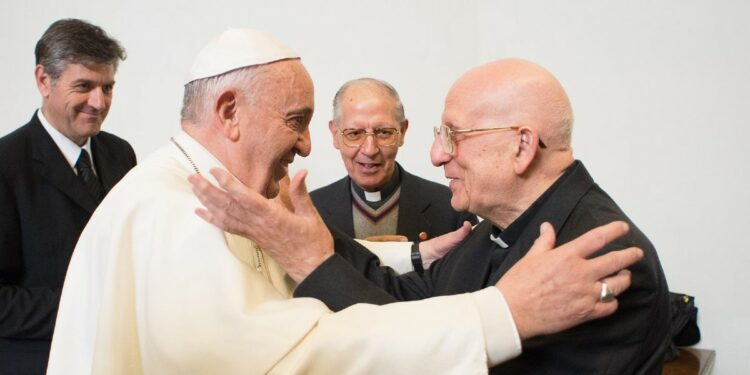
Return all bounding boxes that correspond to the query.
[189,170,642,342]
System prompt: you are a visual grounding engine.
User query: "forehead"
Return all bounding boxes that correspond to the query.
[257,60,314,109]
[57,62,115,82]
[339,85,399,123]
[443,80,510,129]
[442,82,481,127]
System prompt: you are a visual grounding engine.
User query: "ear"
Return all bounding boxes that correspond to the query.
[215,89,240,141]
[514,127,541,175]
[328,120,341,150]
[398,119,409,147]
[35,65,52,98]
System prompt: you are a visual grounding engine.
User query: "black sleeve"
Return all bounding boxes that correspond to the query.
[0,173,60,340]
[294,227,438,311]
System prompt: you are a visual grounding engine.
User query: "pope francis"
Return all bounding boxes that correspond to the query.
[46,28,525,374]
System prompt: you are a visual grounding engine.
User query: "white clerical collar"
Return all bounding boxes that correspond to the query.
[37,109,94,174]
[364,190,382,202]
[489,232,510,249]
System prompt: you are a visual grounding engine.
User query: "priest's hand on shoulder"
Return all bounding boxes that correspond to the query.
[419,221,473,269]
[189,168,333,283]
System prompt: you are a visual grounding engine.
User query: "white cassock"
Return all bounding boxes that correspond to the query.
[47,131,520,374]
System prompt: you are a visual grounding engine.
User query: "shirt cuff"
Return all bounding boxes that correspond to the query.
[471,286,522,366]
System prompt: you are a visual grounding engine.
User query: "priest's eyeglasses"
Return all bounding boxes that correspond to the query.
[339,128,401,147]
[433,124,546,155]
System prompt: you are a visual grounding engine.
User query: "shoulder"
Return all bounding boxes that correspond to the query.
[93,130,137,167]
[400,167,477,223]
[0,119,34,149]
[99,149,195,217]
[561,184,662,279]
[400,168,452,199]
[562,184,638,242]
[94,131,135,153]
[0,122,34,174]
[310,176,349,202]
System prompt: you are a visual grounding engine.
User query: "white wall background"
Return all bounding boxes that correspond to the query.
[1,1,746,372]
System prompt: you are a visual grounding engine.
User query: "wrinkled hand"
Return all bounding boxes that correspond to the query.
[419,221,473,269]
[364,235,409,242]
[496,221,642,340]
[188,168,333,283]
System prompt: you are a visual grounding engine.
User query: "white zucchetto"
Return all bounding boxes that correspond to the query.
[186,28,298,85]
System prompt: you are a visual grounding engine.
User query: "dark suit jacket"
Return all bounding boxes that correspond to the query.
[0,113,136,374]
[310,164,477,242]
[297,161,671,374]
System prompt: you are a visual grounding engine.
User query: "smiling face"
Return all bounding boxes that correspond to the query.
[329,83,407,192]
[431,59,576,226]
[431,82,519,220]
[226,60,314,198]
[36,62,116,146]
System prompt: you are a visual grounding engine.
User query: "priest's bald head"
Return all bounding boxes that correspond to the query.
[179,29,314,198]
[431,58,575,228]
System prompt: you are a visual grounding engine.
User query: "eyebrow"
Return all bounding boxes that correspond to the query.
[70,78,116,86]
[287,107,313,118]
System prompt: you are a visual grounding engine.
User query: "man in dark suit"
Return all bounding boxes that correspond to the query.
[294,59,671,374]
[0,19,136,374]
[311,78,477,245]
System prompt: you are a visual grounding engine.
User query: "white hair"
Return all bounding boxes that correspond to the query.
[180,65,263,123]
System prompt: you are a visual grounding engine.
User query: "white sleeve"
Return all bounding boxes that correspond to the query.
[471,287,523,365]
[354,238,413,274]
[273,292,514,374]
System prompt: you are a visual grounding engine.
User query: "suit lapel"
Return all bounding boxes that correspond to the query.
[28,116,98,214]
[322,177,356,236]
[396,168,432,240]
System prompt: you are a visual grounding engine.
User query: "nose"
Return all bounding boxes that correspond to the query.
[88,87,106,110]
[358,134,380,157]
[430,136,451,167]
[295,128,312,157]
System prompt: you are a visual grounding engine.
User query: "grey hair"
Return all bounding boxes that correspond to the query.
[554,106,574,148]
[541,92,575,148]
[180,66,262,123]
[34,18,126,80]
[332,78,406,125]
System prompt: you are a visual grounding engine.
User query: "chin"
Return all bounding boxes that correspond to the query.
[450,196,469,213]
[354,177,385,192]
[75,124,103,139]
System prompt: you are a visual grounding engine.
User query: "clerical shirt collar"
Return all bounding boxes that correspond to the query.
[490,162,577,248]
[364,190,381,202]
[351,164,402,209]
[37,109,94,174]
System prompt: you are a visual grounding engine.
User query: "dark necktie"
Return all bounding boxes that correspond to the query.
[75,149,103,203]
